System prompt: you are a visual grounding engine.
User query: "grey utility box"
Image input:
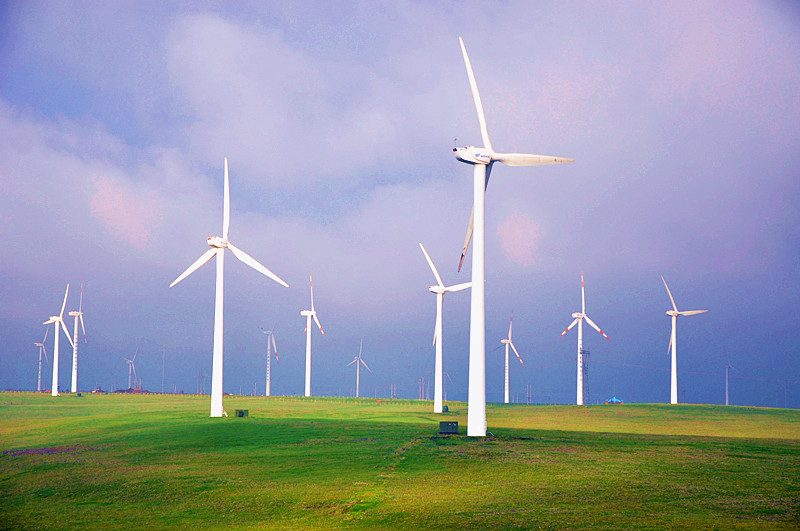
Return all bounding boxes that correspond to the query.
[438,421,458,434]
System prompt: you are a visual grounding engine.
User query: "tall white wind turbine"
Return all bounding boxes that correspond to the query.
[44,284,74,396]
[301,272,324,397]
[499,313,525,404]
[347,338,372,398]
[124,348,138,390]
[34,328,49,392]
[261,327,278,397]
[68,283,87,393]
[454,37,573,435]
[662,276,708,405]
[419,243,471,413]
[170,158,289,417]
[559,272,610,405]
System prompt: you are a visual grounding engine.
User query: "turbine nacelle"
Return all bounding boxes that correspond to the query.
[207,236,228,249]
[300,310,315,317]
[454,146,492,165]
[571,312,584,319]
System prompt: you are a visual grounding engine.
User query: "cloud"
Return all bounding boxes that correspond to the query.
[496,210,542,268]
[88,174,165,251]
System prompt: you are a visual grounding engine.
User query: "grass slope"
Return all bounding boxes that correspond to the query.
[1,392,799,529]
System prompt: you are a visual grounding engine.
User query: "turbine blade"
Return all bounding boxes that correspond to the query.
[223,158,230,241]
[271,334,278,362]
[581,272,586,315]
[78,282,84,312]
[358,338,363,358]
[457,164,491,271]
[584,315,611,340]
[508,314,513,340]
[509,341,524,366]
[679,310,708,316]
[433,300,441,347]
[309,272,316,311]
[313,313,325,336]
[170,249,217,288]
[80,313,87,342]
[667,332,672,357]
[132,347,138,362]
[43,319,55,325]
[459,37,492,151]
[419,243,445,288]
[559,319,579,337]
[60,284,70,319]
[444,282,472,292]
[347,358,357,366]
[228,243,289,287]
[361,359,373,374]
[493,152,574,166]
[661,276,678,312]
[60,321,75,349]
[42,327,49,344]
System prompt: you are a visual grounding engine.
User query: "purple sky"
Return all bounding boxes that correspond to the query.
[1,1,799,407]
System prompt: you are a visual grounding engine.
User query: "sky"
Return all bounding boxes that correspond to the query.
[1,1,799,409]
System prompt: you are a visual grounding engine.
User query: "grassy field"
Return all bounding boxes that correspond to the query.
[1,392,799,529]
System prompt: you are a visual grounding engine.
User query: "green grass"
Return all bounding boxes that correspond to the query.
[1,392,799,529]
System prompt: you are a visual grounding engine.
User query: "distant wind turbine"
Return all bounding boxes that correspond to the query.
[261,327,278,397]
[419,243,471,413]
[559,272,610,405]
[124,348,138,390]
[662,276,708,405]
[725,362,736,406]
[44,284,74,397]
[301,273,324,397]
[34,328,49,392]
[499,313,524,404]
[454,37,573,436]
[68,283,87,393]
[347,338,372,398]
[170,158,289,417]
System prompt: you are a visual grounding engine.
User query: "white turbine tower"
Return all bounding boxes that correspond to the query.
[68,283,87,393]
[44,284,74,397]
[559,272,610,405]
[454,37,573,436]
[348,338,372,398]
[261,327,278,397]
[34,328,49,392]
[301,273,324,397]
[170,158,289,417]
[123,349,138,390]
[419,243,471,413]
[499,314,525,404]
[725,362,736,406]
[662,276,708,405]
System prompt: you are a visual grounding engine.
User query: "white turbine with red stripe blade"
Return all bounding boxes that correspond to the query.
[558,272,610,405]
[301,272,325,397]
[662,276,708,405]
[499,313,525,404]
[170,158,288,417]
[43,284,74,396]
[347,338,372,398]
[420,243,471,413]
[453,37,573,436]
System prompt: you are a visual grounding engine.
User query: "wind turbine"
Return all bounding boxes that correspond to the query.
[170,158,289,417]
[261,327,278,397]
[124,348,138,390]
[68,283,87,393]
[499,313,524,404]
[454,37,573,436]
[300,272,324,397]
[662,276,708,405]
[419,242,471,413]
[725,362,736,406]
[559,272,610,405]
[44,284,74,397]
[347,338,372,398]
[34,328,49,392]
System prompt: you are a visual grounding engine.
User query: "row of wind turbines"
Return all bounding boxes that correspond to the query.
[37,37,708,436]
